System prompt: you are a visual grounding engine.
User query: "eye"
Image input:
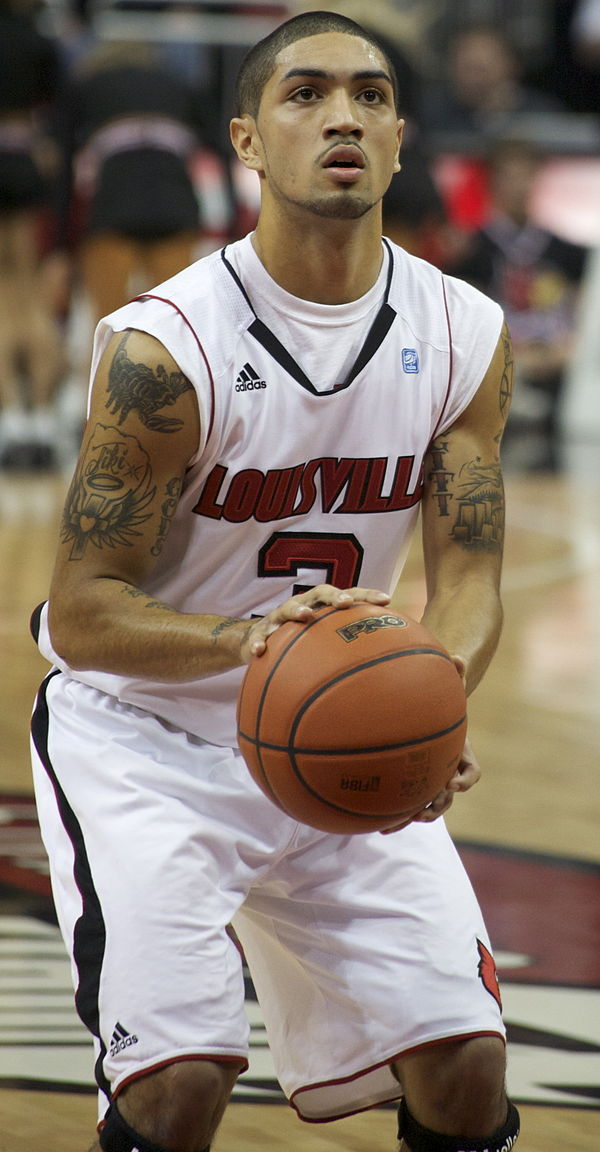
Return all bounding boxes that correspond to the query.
[290,86,319,103]
[359,88,385,104]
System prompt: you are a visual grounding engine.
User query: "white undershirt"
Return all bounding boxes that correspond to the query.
[228,233,390,392]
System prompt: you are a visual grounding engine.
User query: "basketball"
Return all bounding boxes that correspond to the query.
[237,602,467,834]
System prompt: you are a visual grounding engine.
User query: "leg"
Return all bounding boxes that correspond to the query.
[143,231,199,287]
[0,209,64,466]
[80,232,140,324]
[394,1035,518,1149]
[96,1058,242,1151]
[31,683,296,1152]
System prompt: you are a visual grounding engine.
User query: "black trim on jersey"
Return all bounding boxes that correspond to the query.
[30,600,45,642]
[31,671,111,1103]
[220,241,397,396]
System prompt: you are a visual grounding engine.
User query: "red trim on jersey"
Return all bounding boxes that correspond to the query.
[109,1052,249,1106]
[289,1029,505,1123]
[431,272,454,442]
[133,293,216,447]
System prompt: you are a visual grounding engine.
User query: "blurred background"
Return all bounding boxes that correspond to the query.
[0,0,599,476]
[0,3,599,1145]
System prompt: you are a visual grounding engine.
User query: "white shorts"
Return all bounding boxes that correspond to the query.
[31,672,505,1123]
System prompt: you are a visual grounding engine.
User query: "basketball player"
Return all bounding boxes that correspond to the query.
[30,12,520,1152]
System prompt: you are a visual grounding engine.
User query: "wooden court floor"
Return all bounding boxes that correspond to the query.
[0,464,598,1151]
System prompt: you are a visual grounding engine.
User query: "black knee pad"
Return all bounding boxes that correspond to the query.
[397,1097,520,1152]
[99,1099,210,1152]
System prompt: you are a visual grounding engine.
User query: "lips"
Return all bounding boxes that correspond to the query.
[323,145,365,170]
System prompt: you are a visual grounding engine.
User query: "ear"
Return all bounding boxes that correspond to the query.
[230,115,265,173]
[393,118,405,175]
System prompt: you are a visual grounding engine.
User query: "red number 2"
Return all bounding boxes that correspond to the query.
[258,531,364,595]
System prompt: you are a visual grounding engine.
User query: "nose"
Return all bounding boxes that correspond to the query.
[323,88,363,137]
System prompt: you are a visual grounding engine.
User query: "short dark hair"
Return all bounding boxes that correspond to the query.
[234,10,399,118]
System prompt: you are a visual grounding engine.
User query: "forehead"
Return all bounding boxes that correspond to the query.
[270,30,390,83]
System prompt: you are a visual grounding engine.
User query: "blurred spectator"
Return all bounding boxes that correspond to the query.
[448,139,589,471]
[571,0,600,64]
[50,41,212,327]
[0,0,65,468]
[44,40,224,446]
[382,142,447,262]
[420,24,565,149]
[570,0,600,111]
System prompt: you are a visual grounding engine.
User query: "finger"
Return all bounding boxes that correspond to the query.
[293,585,390,609]
[451,654,467,683]
[447,761,481,792]
[380,816,415,835]
[244,593,330,659]
[412,789,455,822]
[346,586,391,604]
[446,741,482,791]
[381,791,454,832]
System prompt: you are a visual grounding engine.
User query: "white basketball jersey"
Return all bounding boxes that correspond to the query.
[36,235,502,744]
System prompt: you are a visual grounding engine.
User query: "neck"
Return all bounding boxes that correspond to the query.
[252,206,384,304]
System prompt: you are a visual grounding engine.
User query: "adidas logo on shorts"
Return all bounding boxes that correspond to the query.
[110,1021,139,1056]
[235,363,267,391]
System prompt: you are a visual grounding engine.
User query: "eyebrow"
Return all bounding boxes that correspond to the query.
[280,67,393,87]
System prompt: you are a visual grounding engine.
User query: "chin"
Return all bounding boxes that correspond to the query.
[305,194,375,221]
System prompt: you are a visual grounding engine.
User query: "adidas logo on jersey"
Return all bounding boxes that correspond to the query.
[235,362,267,391]
[110,1021,139,1056]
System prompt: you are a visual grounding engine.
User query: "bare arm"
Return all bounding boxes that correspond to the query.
[419,321,514,695]
[383,323,514,832]
[48,327,246,681]
[48,328,389,682]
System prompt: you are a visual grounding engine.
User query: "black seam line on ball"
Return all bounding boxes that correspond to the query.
[237,710,466,758]
[242,606,342,805]
[287,646,460,750]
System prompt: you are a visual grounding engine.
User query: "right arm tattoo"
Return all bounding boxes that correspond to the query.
[61,423,156,560]
[106,332,193,433]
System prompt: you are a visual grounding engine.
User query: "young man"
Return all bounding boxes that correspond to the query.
[30,11,520,1152]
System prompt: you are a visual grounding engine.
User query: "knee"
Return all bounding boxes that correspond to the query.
[108,1058,242,1151]
[393,1036,508,1137]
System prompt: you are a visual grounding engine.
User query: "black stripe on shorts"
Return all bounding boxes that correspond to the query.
[31,671,111,1101]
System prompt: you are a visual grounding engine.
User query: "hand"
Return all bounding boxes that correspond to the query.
[240,584,390,661]
[380,737,481,834]
[381,655,480,833]
[411,733,481,819]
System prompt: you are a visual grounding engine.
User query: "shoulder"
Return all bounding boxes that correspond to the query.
[385,239,502,344]
[95,247,235,354]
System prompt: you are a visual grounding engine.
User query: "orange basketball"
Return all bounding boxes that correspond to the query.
[237,602,467,834]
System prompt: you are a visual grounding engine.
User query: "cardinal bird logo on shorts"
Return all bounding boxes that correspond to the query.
[477,938,502,1009]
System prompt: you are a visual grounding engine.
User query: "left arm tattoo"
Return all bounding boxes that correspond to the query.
[451,456,504,550]
[499,323,514,422]
[427,440,505,551]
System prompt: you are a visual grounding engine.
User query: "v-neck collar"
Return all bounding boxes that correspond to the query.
[221,240,397,397]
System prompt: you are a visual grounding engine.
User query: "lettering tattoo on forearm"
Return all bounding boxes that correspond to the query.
[210,618,240,644]
[121,586,177,612]
[61,423,156,560]
[427,439,504,550]
[151,476,183,557]
[106,333,193,433]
